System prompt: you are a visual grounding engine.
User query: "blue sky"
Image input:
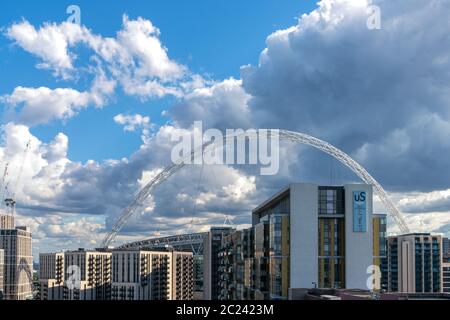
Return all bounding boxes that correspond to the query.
[0,0,317,162]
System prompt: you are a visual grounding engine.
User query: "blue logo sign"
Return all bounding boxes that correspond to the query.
[353,191,367,232]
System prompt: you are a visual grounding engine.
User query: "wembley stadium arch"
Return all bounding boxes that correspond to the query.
[101,129,409,248]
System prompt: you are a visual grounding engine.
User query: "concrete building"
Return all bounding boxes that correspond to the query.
[218,228,254,300]
[203,227,234,300]
[0,212,33,300]
[37,252,64,300]
[253,220,270,299]
[442,237,450,261]
[251,183,374,299]
[63,249,112,300]
[373,214,388,291]
[38,248,193,300]
[111,249,193,300]
[117,232,206,294]
[0,214,14,229]
[0,248,4,300]
[443,262,450,293]
[387,233,442,293]
[171,251,194,300]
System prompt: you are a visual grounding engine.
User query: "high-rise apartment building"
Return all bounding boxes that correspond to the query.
[253,220,270,299]
[171,251,194,300]
[218,228,254,300]
[111,249,193,300]
[63,249,112,300]
[37,252,64,300]
[250,183,373,299]
[203,227,234,300]
[373,214,388,291]
[442,237,450,262]
[443,261,450,293]
[0,214,14,229]
[0,212,33,300]
[387,233,442,293]
[38,248,193,300]
[0,248,4,300]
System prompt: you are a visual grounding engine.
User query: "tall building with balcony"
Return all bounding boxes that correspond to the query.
[218,228,254,300]
[387,233,442,293]
[203,227,234,300]
[172,251,194,300]
[0,248,4,299]
[0,214,14,229]
[111,249,193,300]
[442,237,450,262]
[37,252,64,300]
[373,214,388,291]
[253,220,270,299]
[63,249,112,300]
[0,212,33,300]
[442,261,450,293]
[251,183,374,299]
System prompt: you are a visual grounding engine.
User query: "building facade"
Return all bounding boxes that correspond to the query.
[443,262,450,293]
[111,249,193,300]
[442,238,450,261]
[0,212,33,300]
[38,248,193,300]
[203,227,234,300]
[37,252,64,300]
[0,248,4,299]
[171,251,194,300]
[218,228,254,300]
[118,232,206,294]
[0,214,14,229]
[63,249,112,300]
[387,233,442,293]
[373,214,388,291]
[253,221,270,299]
[250,183,374,299]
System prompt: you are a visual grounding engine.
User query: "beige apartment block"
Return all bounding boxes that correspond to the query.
[0,213,14,229]
[63,249,112,300]
[38,252,65,300]
[388,233,442,293]
[111,249,193,300]
[0,223,33,300]
[172,251,194,300]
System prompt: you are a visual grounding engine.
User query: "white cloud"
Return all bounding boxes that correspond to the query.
[167,0,450,236]
[1,86,104,126]
[398,189,450,214]
[170,78,252,130]
[114,113,150,132]
[235,0,450,192]
[6,15,191,99]
[0,122,261,255]
[222,176,256,201]
[6,21,88,78]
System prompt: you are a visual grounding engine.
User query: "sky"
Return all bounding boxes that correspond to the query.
[0,0,318,162]
[0,0,450,260]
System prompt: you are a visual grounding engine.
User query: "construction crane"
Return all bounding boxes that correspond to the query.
[3,140,31,215]
[0,163,9,200]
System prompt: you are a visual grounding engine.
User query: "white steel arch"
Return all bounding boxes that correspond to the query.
[101,130,409,247]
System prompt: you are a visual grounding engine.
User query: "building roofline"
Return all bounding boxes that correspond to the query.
[252,185,291,215]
